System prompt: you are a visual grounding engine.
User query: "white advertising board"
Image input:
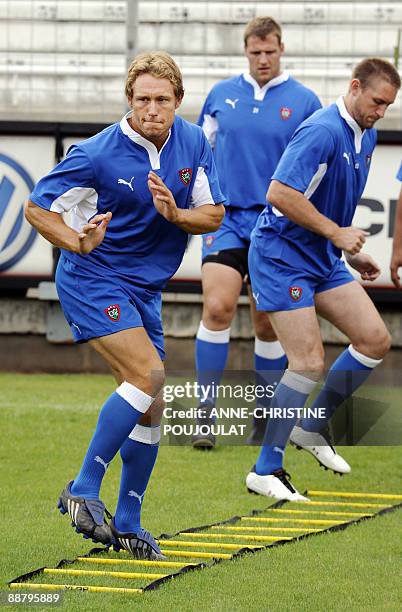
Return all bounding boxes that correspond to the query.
[0,137,55,277]
[351,144,402,287]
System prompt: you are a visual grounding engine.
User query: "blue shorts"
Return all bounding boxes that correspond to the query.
[248,243,354,312]
[55,256,165,359]
[202,206,262,259]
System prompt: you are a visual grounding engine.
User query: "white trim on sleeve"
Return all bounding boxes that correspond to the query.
[201,114,218,148]
[190,166,217,208]
[304,163,328,200]
[49,186,98,214]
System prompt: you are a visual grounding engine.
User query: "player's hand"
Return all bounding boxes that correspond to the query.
[78,212,112,254]
[331,226,369,255]
[390,248,402,289]
[148,171,180,224]
[346,252,381,282]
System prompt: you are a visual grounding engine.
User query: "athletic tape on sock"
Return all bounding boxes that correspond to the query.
[255,338,285,359]
[197,321,231,344]
[129,424,161,444]
[281,370,317,394]
[116,382,154,414]
[348,345,383,369]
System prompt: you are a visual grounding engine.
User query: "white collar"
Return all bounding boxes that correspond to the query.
[336,96,365,154]
[242,71,289,101]
[119,111,171,170]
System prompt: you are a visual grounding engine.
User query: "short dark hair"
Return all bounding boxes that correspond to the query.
[352,57,401,90]
[244,16,282,46]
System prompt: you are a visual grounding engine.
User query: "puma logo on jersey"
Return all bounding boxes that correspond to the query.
[225,98,239,109]
[117,176,135,191]
[343,152,351,165]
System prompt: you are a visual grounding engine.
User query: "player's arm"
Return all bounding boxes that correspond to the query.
[170,202,224,234]
[25,146,112,254]
[148,170,224,233]
[148,171,225,234]
[268,181,368,255]
[390,185,402,288]
[25,200,112,254]
[344,251,381,281]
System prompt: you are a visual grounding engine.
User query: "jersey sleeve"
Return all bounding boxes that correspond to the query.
[30,145,98,213]
[306,93,322,118]
[397,161,402,182]
[272,124,336,195]
[197,92,218,148]
[190,131,226,208]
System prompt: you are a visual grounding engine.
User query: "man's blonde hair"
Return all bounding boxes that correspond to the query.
[125,51,184,100]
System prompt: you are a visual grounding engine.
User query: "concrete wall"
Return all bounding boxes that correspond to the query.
[0,294,401,373]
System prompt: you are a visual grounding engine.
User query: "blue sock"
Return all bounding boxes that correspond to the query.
[195,322,230,408]
[71,382,153,499]
[114,425,160,533]
[301,345,382,433]
[254,338,287,414]
[256,371,316,475]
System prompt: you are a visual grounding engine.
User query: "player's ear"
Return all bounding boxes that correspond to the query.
[175,95,183,110]
[350,78,361,96]
[280,42,285,54]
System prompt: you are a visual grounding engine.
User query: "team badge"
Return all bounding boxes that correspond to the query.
[104,304,121,321]
[280,107,292,120]
[179,168,192,185]
[205,235,215,248]
[289,286,302,301]
[365,154,372,168]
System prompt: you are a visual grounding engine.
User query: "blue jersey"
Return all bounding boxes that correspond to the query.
[31,113,225,290]
[252,97,377,276]
[198,72,321,210]
[397,162,402,181]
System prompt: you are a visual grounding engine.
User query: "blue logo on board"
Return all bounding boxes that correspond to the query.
[0,153,37,271]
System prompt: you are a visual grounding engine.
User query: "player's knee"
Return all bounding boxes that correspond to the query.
[367,327,392,359]
[354,324,392,360]
[288,352,324,376]
[377,328,392,357]
[125,365,165,398]
[254,319,277,341]
[203,295,236,327]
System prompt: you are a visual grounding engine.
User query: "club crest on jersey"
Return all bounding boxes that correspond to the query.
[280,107,292,120]
[289,286,302,301]
[205,235,215,248]
[104,304,120,321]
[179,168,192,185]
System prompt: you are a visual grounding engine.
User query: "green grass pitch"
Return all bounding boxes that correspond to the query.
[1,373,401,611]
